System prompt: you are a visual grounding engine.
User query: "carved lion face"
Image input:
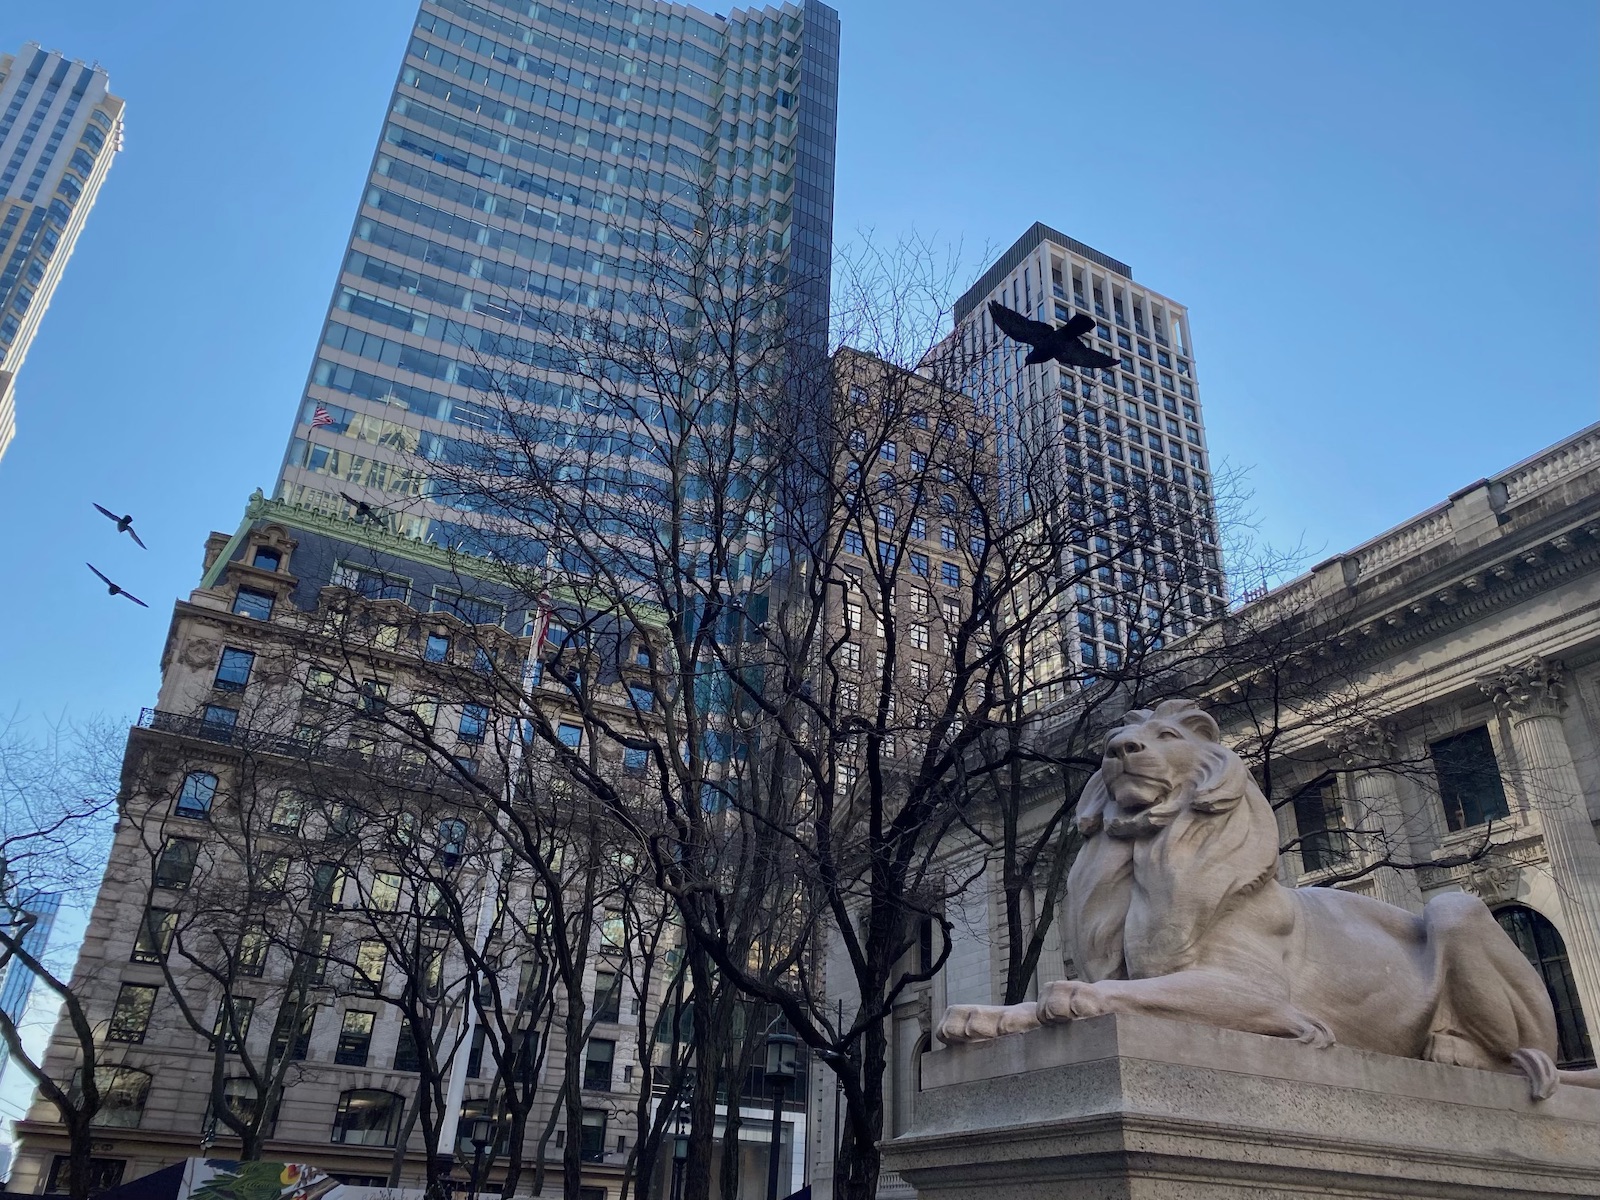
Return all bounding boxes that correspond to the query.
[1098,701,1223,816]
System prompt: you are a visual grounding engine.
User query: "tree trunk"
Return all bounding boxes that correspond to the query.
[833,1004,888,1200]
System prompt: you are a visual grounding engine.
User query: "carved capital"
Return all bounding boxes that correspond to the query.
[1460,860,1520,906]
[1327,718,1397,767]
[1478,655,1567,721]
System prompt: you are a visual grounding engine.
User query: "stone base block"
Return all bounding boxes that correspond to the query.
[881,1013,1600,1199]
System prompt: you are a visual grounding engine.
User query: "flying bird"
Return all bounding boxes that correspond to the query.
[92,503,148,549]
[87,563,149,608]
[340,491,385,525]
[987,301,1119,371]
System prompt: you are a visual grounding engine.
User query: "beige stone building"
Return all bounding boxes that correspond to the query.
[7,494,792,1200]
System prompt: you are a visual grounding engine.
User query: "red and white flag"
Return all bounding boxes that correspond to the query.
[310,405,336,429]
[529,590,553,657]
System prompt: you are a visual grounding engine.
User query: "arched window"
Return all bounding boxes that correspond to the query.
[331,1089,404,1146]
[1495,905,1596,1068]
[176,772,218,819]
[90,1066,151,1128]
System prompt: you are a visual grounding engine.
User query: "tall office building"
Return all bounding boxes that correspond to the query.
[275,0,840,545]
[0,891,59,1076]
[949,223,1225,698]
[0,45,123,464]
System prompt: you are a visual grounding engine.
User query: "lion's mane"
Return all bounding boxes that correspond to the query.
[1065,699,1280,981]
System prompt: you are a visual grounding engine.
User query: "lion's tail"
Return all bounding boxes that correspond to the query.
[1559,1067,1600,1091]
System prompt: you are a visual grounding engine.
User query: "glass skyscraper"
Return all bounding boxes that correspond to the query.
[0,45,123,464]
[275,0,840,544]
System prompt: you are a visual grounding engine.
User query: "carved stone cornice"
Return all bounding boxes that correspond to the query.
[1478,655,1567,721]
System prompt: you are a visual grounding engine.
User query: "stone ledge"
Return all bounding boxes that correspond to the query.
[885,1013,1600,1199]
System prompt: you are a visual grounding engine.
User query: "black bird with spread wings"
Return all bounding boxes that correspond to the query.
[87,563,149,608]
[93,503,148,549]
[988,300,1119,371]
[341,491,387,526]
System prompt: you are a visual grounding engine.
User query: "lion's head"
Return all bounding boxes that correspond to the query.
[1066,699,1281,981]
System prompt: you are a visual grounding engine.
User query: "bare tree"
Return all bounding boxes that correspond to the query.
[0,716,120,1200]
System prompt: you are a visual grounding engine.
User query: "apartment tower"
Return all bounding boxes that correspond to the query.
[274,0,840,545]
[0,44,123,463]
[951,223,1224,698]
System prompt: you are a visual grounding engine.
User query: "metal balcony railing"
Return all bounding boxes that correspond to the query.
[137,708,498,790]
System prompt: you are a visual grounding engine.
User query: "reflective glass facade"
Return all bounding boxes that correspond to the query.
[0,45,123,464]
[277,0,840,545]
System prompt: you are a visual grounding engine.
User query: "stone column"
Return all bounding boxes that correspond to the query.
[1330,721,1424,911]
[1480,656,1600,1026]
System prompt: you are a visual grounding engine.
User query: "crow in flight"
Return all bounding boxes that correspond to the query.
[87,563,149,607]
[987,300,1119,371]
[93,503,148,549]
[340,491,385,525]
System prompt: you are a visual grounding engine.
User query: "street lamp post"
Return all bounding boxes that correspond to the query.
[764,1031,799,1200]
[467,1115,495,1198]
[670,1131,689,1200]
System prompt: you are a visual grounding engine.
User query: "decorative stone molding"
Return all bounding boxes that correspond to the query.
[1479,655,1567,721]
[1326,718,1397,767]
[1461,860,1521,906]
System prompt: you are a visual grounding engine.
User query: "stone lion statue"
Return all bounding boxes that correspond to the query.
[938,698,1600,1098]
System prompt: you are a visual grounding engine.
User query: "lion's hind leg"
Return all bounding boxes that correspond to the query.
[1421,892,1563,1094]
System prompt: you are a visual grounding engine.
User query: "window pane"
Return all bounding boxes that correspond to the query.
[176,772,217,818]
[336,1011,376,1066]
[108,985,159,1042]
[214,648,255,691]
[1431,728,1510,831]
[583,1038,615,1091]
[232,589,275,620]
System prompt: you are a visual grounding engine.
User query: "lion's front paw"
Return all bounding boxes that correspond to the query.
[936,1005,982,1044]
[1038,980,1107,1023]
[937,1003,1040,1043]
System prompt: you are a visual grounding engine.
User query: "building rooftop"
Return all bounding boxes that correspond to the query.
[954,222,1132,323]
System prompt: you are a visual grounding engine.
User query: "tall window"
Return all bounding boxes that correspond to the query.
[592,970,621,1022]
[1291,776,1349,873]
[154,838,200,890]
[269,1004,315,1062]
[331,1089,403,1146]
[579,1109,607,1160]
[1431,727,1510,831]
[353,941,387,994]
[108,984,159,1043]
[213,997,255,1053]
[213,648,255,692]
[458,704,488,743]
[131,907,175,964]
[393,1023,421,1072]
[336,1011,376,1066]
[232,588,275,620]
[311,863,345,909]
[89,1067,151,1129]
[583,1038,615,1091]
[176,771,217,819]
[1495,906,1595,1068]
[268,789,304,833]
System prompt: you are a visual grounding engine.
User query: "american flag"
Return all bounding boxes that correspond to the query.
[310,405,336,429]
[529,590,553,657]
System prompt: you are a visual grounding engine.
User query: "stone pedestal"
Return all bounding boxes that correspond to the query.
[882,1013,1600,1199]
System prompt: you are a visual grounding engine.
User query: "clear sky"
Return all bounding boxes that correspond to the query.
[0,0,1594,732]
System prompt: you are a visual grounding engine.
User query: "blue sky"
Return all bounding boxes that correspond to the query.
[0,0,1594,732]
